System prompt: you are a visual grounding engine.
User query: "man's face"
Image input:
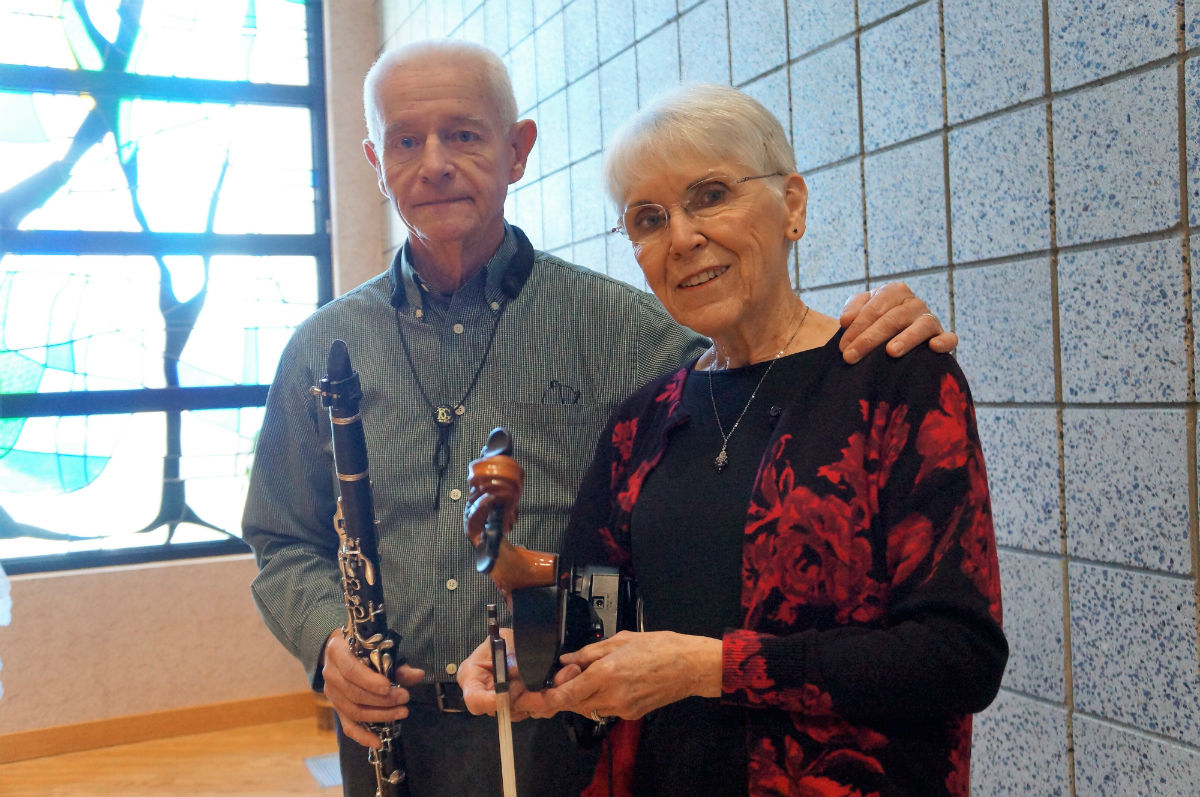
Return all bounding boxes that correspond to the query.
[363,55,533,269]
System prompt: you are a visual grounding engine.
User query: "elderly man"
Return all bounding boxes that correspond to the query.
[243,39,954,797]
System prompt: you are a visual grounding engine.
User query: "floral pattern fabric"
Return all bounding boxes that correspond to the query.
[563,336,1007,797]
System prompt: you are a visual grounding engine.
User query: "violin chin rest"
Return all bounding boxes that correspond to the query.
[511,584,561,691]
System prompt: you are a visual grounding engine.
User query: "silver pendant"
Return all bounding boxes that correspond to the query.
[714,447,728,472]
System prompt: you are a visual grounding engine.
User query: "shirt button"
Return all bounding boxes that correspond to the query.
[449,487,463,501]
[490,301,500,311]
[446,578,459,591]
[445,662,458,675]
[452,323,464,334]
[414,308,423,319]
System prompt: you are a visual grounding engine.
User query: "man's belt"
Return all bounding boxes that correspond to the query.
[407,681,468,713]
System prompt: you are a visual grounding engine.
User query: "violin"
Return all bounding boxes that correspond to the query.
[465,428,635,698]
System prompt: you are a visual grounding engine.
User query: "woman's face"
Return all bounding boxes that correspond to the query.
[620,150,807,343]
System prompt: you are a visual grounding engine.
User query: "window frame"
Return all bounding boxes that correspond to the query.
[0,0,333,575]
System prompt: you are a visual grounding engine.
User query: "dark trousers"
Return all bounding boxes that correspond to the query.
[336,704,598,797]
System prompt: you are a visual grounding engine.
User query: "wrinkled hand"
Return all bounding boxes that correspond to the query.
[321,630,425,748]
[457,627,579,721]
[520,630,722,721]
[839,282,958,364]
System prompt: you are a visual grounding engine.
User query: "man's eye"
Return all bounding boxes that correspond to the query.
[396,136,417,149]
[454,130,480,144]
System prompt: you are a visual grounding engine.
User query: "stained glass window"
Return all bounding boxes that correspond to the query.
[0,0,330,571]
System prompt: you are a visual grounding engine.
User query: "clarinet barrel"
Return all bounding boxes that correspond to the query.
[315,339,408,797]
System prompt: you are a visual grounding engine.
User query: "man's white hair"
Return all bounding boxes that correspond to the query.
[362,39,519,147]
[602,83,797,207]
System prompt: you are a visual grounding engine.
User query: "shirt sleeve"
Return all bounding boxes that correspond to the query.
[720,350,1008,725]
[242,332,347,690]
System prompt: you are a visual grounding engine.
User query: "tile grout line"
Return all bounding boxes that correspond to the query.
[1038,1,1076,794]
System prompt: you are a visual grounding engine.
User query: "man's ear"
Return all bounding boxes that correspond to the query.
[508,119,538,183]
[363,138,387,196]
[784,172,808,240]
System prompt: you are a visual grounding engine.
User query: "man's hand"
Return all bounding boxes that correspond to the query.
[322,630,425,748]
[457,627,575,721]
[839,282,958,364]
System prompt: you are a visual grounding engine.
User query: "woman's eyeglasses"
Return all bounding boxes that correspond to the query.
[611,172,784,244]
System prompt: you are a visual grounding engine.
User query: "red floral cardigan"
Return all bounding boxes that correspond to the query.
[562,336,1007,797]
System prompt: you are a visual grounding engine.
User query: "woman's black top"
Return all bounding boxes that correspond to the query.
[630,351,816,797]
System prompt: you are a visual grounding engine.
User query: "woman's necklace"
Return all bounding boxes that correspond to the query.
[707,305,809,473]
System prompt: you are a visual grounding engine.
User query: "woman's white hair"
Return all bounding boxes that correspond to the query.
[362,40,518,147]
[602,83,797,207]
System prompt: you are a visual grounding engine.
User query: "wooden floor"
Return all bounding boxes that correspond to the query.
[0,719,342,797]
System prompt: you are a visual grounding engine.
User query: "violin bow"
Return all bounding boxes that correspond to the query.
[488,603,518,797]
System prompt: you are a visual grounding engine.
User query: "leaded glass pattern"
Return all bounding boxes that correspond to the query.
[0,0,329,568]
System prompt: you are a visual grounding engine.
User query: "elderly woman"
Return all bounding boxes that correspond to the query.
[461,83,1006,797]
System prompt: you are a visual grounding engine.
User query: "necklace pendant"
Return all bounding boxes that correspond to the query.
[435,406,454,426]
[714,447,729,472]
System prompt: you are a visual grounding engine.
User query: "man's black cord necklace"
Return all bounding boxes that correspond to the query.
[393,299,509,510]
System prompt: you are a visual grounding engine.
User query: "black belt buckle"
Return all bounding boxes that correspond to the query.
[435,681,467,713]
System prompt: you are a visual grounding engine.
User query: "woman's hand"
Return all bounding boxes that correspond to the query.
[529,630,722,721]
[321,630,425,748]
[839,281,958,363]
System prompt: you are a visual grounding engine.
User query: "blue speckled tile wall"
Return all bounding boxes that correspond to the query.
[997,551,1066,700]
[633,0,673,39]
[538,92,569,174]
[949,105,1050,262]
[858,0,921,26]
[1069,564,1200,744]
[787,0,855,58]
[728,0,788,85]
[1063,409,1191,573]
[1073,717,1200,797]
[975,408,1061,553]
[859,1,942,150]
[562,0,597,82]
[570,154,605,239]
[944,0,1043,123]
[799,162,866,287]
[742,70,792,156]
[635,22,679,106]
[1052,66,1180,246]
[971,691,1071,796]
[1049,0,1178,91]
[679,0,731,85]
[864,136,947,274]
[596,0,634,61]
[954,259,1055,402]
[1057,237,1187,402]
[386,1,1200,790]
[567,72,601,161]
[791,39,860,170]
[535,14,566,98]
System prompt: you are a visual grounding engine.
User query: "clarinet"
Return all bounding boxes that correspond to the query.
[312,339,409,797]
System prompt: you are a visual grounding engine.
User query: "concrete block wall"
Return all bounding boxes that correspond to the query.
[372,1,1200,793]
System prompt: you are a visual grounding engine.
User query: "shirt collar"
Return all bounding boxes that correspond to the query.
[390,224,519,315]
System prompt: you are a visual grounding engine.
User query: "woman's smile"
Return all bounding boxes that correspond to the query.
[679,265,729,289]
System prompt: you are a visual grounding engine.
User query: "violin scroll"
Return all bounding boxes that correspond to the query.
[465,427,557,593]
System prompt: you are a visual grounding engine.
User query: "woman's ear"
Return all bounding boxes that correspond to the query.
[783,172,808,240]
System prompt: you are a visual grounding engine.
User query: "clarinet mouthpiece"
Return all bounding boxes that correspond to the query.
[327,339,352,381]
